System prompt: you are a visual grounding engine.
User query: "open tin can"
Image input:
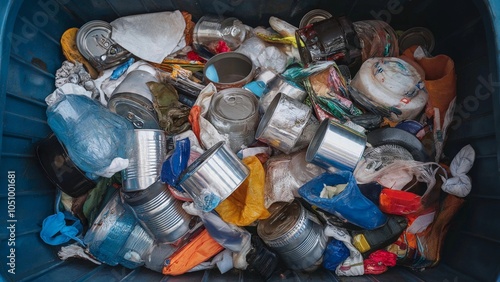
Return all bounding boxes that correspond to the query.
[178,141,249,212]
[203,52,255,90]
[122,129,167,192]
[295,16,361,65]
[207,88,259,152]
[306,118,367,171]
[255,93,312,154]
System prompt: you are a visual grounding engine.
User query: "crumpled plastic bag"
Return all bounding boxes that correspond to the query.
[161,138,191,190]
[299,171,387,230]
[215,156,270,226]
[323,239,350,271]
[441,144,475,197]
[236,36,288,73]
[325,225,364,276]
[188,83,228,149]
[46,94,133,178]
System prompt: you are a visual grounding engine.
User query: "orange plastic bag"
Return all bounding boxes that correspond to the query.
[188,105,201,143]
[162,229,224,276]
[401,46,457,128]
[215,156,270,226]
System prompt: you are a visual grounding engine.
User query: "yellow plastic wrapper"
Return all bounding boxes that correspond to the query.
[215,156,270,226]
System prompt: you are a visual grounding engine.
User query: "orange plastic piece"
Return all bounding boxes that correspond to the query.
[162,229,224,276]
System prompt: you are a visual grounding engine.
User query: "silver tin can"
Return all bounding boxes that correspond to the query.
[122,129,167,192]
[178,141,249,212]
[203,52,256,90]
[399,27,435,53]
[193,15,248,57]
[259,75,307,114]
[109,70,160,129]
[255,93,312,154]
[306,118,367,171]
[123,181,193,244]
[84,193,154,269]
[299,9,333,28]
[76,20,132,71]
[207,88,259,152]
[257,200,327,271]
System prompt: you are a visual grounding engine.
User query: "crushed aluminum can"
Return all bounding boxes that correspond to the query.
[255,93,312,154]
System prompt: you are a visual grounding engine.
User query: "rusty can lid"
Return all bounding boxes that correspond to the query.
[108,93,160,129]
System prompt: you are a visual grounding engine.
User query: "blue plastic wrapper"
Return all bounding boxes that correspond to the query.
[298,171,387,230]
[110,58,135,80]
[46,94,133,178]
[161,138,191,191]
[323,239,350,271]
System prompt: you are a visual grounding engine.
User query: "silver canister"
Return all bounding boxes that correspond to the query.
[207,88,259,152]
[257,200,327,271]
[255,93,312,154]
[203,52,256,90]
[109,70,160,129]
[259,75,307,115]
[306,118,367,171]
[122,129,167,192]
[76,20,132,71]
[178,141,249,212]
[123,181,193,244]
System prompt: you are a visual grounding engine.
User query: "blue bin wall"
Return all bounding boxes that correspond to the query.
[0,0,499,281]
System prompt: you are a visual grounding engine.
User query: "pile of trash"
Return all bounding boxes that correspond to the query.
[36,9,476,279]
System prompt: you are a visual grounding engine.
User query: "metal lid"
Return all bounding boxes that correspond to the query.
[257,200,309,247]
[299,9,333,28]
[399,27,435,53]
[76,20,131,71]
[108,93,160,129]
[211,88,258,121]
